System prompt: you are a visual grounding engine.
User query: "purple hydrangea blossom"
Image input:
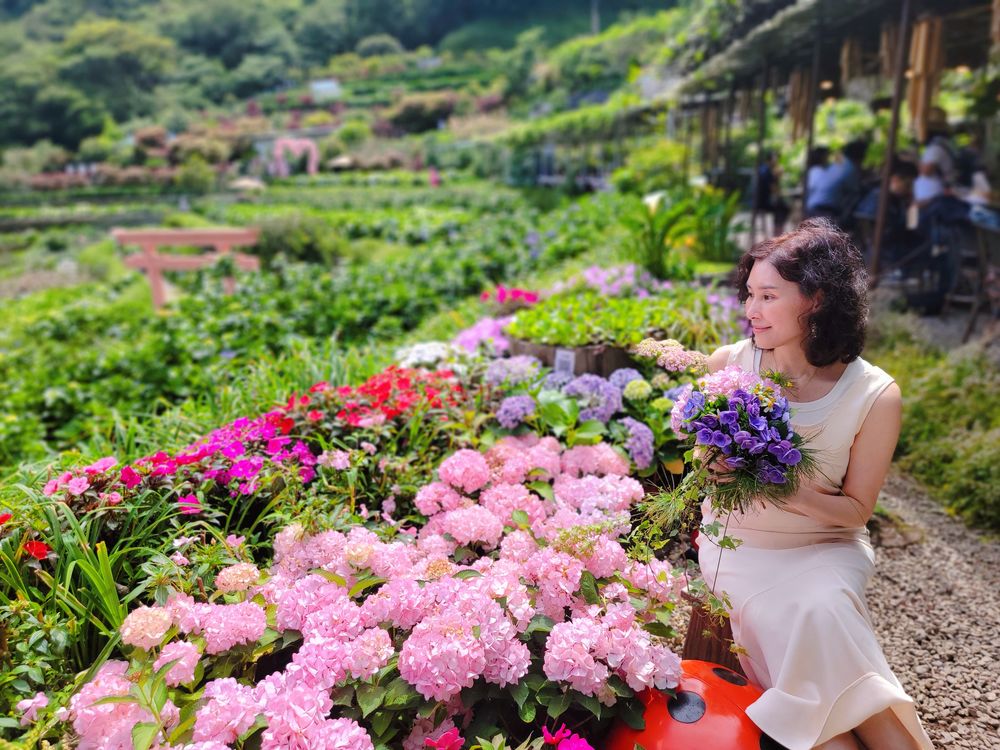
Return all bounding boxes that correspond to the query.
[608,368,644,389]
[564,374,623,423]
[543,372,574,390]
[619,417,654,470]
[484,356,541,386]
[496,395,536,429]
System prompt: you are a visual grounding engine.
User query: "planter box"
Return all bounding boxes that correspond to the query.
[507,338,635,378]
[681,591,745,677]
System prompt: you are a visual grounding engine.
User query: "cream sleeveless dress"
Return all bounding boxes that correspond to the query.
[697,338,933,750]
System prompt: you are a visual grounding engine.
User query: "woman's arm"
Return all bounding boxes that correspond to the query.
[783,382,903,527]
[705,344,733,374]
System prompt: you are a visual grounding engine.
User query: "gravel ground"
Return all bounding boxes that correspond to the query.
[868,473,1000,749]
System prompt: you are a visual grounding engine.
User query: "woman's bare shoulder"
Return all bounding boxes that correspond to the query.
[706,343,737,373]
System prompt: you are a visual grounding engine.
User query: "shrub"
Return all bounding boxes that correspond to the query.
[611,139,688,195]
[253,212,344,266]
[338,119,372,148]
[388,92,460,134]
[355,33,404,58]
[174,156,216,195]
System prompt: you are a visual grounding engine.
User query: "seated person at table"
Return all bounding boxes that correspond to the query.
[855,158,921,266]
[806,139,868,226]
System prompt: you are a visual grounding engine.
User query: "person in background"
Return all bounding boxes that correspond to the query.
[755,150,791,236]
[806,145,831,199]
[805,139,869,227]
[855,158,920,267]
[916,107,958,202]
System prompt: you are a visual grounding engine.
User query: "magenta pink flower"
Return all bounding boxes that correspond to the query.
[119,466,141,489]
[425,727,463,750]
[543,724,572,744]
[178,494,201,515]
[66,476,90,496]
[83,456,117,475]
[16,692,47,726]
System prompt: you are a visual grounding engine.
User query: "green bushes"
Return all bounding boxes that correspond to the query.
[505,288,741,351]
[252,212,345,266]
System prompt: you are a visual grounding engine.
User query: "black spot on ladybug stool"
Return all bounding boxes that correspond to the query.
[712,666,749,686]
[760,733,790,750]
[667,690,707,723]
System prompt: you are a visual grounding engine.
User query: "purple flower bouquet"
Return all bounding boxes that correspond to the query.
[652,364,818,519]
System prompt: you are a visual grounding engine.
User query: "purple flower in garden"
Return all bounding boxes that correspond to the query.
[619,418,654,470]
[485,356,541,386]
[564,374,623,423]
[453,316,514,355]
[496,395,536,429]
[543,371,574,390]
[608,368,643,389]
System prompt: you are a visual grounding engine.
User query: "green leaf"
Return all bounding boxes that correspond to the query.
[524,614,555,635]
[356,684,387,718]
[578,571,600,605]
[383,676,420,709]
[453,569,483,580]
[331,686,355,707]
[349,576,386,598]
[151,679,169,713]
[510,509,531,529]
[370,709,393,737]
[575,691,602,718]
[546,690,572,719]
[508,680,529,708]
[618,698,647,731]
[526,481,554,502]
[517,699,537,723]
[132,721,160,750]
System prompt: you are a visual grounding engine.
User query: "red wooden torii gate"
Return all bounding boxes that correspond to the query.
[111,228,261,309]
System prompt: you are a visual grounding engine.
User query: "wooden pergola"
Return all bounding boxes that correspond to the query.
[675,0,997,276]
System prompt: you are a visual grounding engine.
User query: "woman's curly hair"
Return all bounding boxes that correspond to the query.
[734,218,869,366]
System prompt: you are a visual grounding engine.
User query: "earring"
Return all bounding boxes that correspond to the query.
[809,320,818,339]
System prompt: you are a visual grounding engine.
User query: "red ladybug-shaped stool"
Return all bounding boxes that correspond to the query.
[604,660,787,749]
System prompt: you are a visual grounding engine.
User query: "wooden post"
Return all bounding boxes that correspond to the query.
[750,65,769,247]
[872,0,914,279]
[801,3,824,212]
[721,85,736,188]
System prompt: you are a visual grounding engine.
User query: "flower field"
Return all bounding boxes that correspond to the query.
[1,168,995,749]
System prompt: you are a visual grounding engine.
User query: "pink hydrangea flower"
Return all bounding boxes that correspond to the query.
[120,606,172,650]
[399,612,486,701]
[153,640,201,686]
[438,449,490,493]
[193,677,261,744]
[438,506,504,549]
[215,562,260,593]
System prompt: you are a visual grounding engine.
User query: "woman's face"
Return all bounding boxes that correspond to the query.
[744,258,816,350]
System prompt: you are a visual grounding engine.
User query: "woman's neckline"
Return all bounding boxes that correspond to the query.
[751,344,857,408]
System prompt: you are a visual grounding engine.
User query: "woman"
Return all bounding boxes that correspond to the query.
[698,219,934,750]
